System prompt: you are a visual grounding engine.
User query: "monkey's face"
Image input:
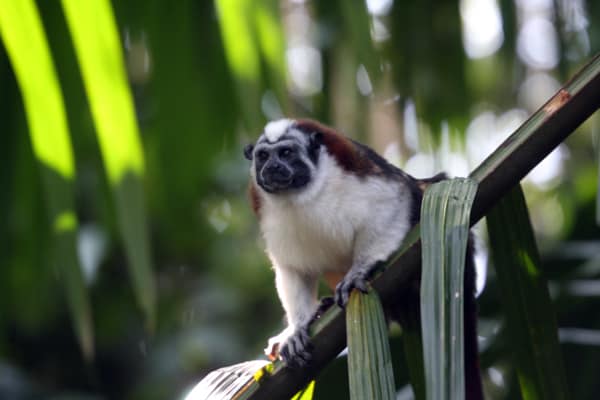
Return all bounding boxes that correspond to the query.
[245,141,313,193]
[244,120,322,194]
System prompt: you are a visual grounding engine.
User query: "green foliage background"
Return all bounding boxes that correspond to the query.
[0,0,599,399]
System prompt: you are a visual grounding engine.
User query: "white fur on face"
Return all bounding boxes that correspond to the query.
[264,119,294,143]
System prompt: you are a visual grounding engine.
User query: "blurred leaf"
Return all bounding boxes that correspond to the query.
[389,0,468,130]
[137,1,237,256]
[337,0,380,83]
[214,0,263,131]
[214,0,261,83]
[420,178,477,400]
[60,0,156,328]
[254,0,286,102]
[346,289,396,400]
[0,1,74,179]
[487,185,570,400]
[312,356,350,399]
[183,360,269,400]
[401,317,426,400]
[596,117,600,226]
[0,0,93,358]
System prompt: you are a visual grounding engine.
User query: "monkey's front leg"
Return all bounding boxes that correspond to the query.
[266,267,321,368]
[335,231,395,307]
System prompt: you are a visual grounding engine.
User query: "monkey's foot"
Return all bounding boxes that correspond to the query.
[279,325,313,368]
[335,269,369,307]
[265,324,313,368]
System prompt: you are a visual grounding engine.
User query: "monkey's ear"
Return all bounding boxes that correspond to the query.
[309,131,323,148]
[243,144,254,160]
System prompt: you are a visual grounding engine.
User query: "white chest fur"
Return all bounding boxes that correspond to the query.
[262,193,355,275]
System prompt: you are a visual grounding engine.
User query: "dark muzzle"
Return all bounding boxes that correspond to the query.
[260,161,293,192]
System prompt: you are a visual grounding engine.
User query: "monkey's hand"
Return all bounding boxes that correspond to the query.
[335,268,369,307]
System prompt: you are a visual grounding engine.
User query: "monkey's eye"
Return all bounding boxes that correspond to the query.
[257,150,269,162]
[279,147,293,159]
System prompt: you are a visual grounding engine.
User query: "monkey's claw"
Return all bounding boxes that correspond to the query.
[335,270,369,307]
[280,325,313,368]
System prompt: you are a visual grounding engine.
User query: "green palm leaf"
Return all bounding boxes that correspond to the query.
[487,185,570,399]
[346,289,396,400]
[60,0,156,328]
[420,178,478,400]
[0,0,94,359]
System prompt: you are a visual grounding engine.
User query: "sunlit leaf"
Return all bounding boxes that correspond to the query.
[215,0,263,131]
[0,2,73,179]
[291,380,315,400]
[487,185,570,400]
[254,0,287,103]
[215,0,261,82]
[0,0,93,359]
[215,0,287,128]
[420,178,477,400]
[346,289,396,400]
[183,360,269,400]
[60,0,156,328]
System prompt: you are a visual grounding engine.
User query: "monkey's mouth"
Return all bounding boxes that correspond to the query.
[259,178,293,193]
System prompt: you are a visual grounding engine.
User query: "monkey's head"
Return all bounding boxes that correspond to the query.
[244,119,323,194]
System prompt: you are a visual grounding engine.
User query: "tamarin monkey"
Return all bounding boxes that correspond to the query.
[244,119,483,399]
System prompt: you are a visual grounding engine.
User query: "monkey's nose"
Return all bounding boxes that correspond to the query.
[265,163,292,182]
[267,163,284,173]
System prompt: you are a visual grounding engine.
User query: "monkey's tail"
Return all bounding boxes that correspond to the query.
[464,296,484,399]
[464,244,484,400]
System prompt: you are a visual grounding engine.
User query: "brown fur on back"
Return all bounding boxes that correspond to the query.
[295,119,376,176]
